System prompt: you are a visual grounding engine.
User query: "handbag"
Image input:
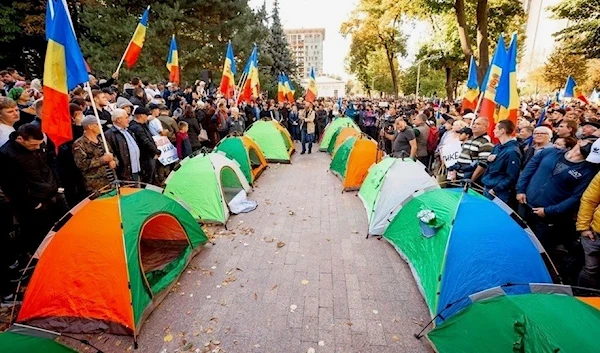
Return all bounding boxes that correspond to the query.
[198,124,209,142]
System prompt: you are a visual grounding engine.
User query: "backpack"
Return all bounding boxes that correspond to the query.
[427,125,439,154]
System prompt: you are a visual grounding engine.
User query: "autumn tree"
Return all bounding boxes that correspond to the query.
[542,45,588,90]
[551,0,600,59]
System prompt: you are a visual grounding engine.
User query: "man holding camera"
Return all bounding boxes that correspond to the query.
[380,117,417,159]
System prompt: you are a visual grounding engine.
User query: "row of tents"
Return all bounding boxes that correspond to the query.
[320,118,600,351]
[2,120,297,351]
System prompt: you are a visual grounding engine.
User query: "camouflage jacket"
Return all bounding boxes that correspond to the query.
[72,135,115,193]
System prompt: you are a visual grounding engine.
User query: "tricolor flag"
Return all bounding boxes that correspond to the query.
[479,34,508,136]
[277,73,287,103]
[461,56,479,112]
[284,74,295,102]
[43,0,89,148]
[219,41,236,98]
[564,75,589,105]
[166,35,179,84]
[46,0,73,40]
[239,46,260,103]
[590,89,599,105]
[495,33,519,133]
[122,6,150,69]
[305,67,317,103]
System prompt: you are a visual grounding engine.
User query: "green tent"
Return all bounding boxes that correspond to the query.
[330,136,381,191]
[0,331,76,353]
[319,117,360,151]
[214,135,268,184]
[164,153,251,224]
[245,120,294,163]
[428,291,600,353]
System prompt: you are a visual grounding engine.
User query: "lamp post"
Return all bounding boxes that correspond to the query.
[415,55,441,97]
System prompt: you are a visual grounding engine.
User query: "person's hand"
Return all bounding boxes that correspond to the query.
[102,153,113,163]
[532,207,545,217]
[582,230,595,241]
[516,193,527,204]
[108,160,117,169]
[112,72,119,80]
[487,154,497,162]
[34,203,42,210]
[488,189,496,197]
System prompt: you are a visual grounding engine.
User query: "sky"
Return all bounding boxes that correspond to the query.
[248,0,430,80]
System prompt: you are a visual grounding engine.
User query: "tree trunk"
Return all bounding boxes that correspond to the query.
[384,49,398,99]
[454,0,472,62]
[445,66,454,100]
[476,0,489,84]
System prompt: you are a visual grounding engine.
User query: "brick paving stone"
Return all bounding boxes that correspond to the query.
[63,148,431,353]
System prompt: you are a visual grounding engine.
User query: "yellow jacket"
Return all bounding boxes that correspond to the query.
[576,171,600,233]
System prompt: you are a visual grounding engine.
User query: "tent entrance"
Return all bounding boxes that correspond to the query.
[281,132,292,151]
[220,166,244,203]
[248,147,262,169]
[139,214,190,294]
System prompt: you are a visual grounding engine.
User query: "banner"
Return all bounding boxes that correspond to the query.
[153,136,179,166]
[441,141,462,168]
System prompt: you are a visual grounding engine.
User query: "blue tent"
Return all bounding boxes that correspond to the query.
[382,188,555,322]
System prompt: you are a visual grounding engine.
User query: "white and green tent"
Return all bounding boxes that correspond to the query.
[358,157,439,236]
[164,152,251,225]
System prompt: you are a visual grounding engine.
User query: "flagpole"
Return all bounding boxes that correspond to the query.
[84,83,110,153]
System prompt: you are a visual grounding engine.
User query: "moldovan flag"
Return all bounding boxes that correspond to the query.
[277,74,287,103]
[564,75,589,105]
[166,35,180,84]
[284,74,295,102]
[123,6,150,69]
[495,33,519,132]
[479,34,508,136]
[43,0,89,148]
[305,67,317,103]
[219,41,236,98]
[461,56,479,111]
[239,46,260,103]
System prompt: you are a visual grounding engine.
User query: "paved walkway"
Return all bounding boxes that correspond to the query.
[65,145,431,353]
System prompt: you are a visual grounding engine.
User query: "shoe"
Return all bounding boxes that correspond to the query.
[300,151,305,155]
[1,293,23,307]
[308,150,312,154]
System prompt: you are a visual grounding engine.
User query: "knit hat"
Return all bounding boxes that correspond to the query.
[116,96,133,109]
[8,87,24,101]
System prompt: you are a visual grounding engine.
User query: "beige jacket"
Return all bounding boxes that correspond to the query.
[300,109,316,134]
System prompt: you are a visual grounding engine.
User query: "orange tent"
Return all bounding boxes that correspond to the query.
[330,136,384,191]
[17,186,207,341]
[331,127,363,155]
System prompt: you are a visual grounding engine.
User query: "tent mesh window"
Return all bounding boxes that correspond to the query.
[220,166,243,203]
[248,148,262,169]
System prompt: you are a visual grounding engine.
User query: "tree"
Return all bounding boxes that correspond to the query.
[400,61,447,97]
[551,0,600,59]
[264,0,295,78]
[341,0,407,98]
[367,49,401,96]
[542,45,588,90]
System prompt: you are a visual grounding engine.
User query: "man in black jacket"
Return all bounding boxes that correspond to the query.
[0,124,68,254]
[105,108,141,181]
[128,107,161,184]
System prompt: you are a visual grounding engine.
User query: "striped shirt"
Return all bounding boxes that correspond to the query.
[456,134,494,177]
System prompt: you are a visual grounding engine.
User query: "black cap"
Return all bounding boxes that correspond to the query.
[458,127,473,136]
[158,104,169,111]
[582,121,600,129]
[133,106,150,115]
[147,103,161,110]
[555,108,566,116]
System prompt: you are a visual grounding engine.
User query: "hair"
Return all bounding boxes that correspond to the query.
[183,105,195,120]
[560,120,579,136]
[453,120,468,129]
[16,123,44,140]
[70,97,87,108]
[0,70,9,77]
[230,107,239,115]
[497,119,516,135]
[69,103,83,117]
[131,77,140,86]
[101,87,114,95]
[534,126,553,139]
[134,87,145,97]
[445,117,455,125]
[562,136,578,149]
[0,97,17,110]
[111,108,128,122]
[178,121,188,129]
[71,87,85,97]
[521,126,534,135]
[91,89,104,99]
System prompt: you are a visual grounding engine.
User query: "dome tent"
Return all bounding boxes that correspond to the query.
[164,152,251,225]
[330,135,383,191]
[382,188,555,322]
[359,157,439,236]
[215,135,268,184]
[329,126,362,154]
[17,184,208,339]
[0,325,77,353]
[319,117,360,152]
[245,120,294,163]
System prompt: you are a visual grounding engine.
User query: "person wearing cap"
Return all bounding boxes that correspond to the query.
[461,112,475,125]
[105,108,141,181]
[550,108,566,128]
[116,97,134,116]
[576,150,600,288]
[480,120,522,203]
[516,138,600,253]
[581,121,600,138]
[73,115,116,194]
[128,106,160,184]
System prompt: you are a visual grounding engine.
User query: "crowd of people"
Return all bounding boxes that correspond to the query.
[2,65,600,308]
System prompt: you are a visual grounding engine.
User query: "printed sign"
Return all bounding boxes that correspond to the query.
[153,136,179,166]
[441,141,462,168]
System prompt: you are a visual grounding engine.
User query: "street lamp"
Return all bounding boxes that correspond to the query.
[415,55,442,97]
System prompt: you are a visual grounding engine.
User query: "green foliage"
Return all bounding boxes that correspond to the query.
[543,44,588,90]
[551,0,600,59]
[400,61,447,97]
[264,0,295,79]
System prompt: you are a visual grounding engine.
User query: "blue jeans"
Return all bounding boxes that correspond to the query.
[301,130,314,153]
[579,235,600,289]
[290,124,300,141]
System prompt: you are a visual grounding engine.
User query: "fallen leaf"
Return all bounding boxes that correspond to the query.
[301,279,309,285]
[318,340,325,346]
[205,327,214,334]
[277,241,285,248]
[115,340,122,346]
[345,321,353,326]
[253,292,258,300]
[163,333,173,342]
[183,342,194,350]
[288,211,295,215]
[210,317,218,323]
[392,335,400,342]
[271,284,278,290]
[351,231,359,234]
